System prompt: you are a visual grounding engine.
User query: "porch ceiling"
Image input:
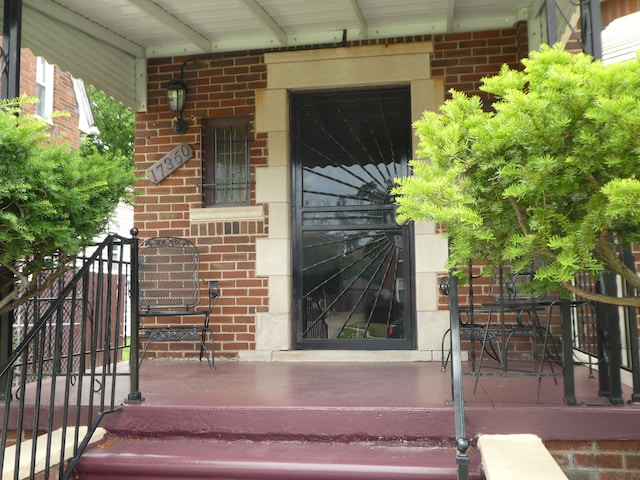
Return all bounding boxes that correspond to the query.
[9,0,543,110]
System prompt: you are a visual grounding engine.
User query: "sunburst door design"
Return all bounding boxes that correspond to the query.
[292,88,414,349]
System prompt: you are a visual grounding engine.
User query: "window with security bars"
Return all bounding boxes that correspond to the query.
[202,117,250,206]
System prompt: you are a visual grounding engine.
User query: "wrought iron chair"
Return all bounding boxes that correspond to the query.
[441,263,562,402]
[481,265,547,364]
[440,271,500,372]
[136,236,219,368]
[473,264,563,402]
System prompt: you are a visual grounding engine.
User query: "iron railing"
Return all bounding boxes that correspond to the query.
[562,265,640,405]
[0,233,139,480]
[447,270,470,480]
[447,258,640,477]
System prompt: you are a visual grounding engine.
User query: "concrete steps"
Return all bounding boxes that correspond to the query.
[74,434,482,479]
[72,400,482,480]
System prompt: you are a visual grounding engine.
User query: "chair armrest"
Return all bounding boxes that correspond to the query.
[208,280,220,299]
[205,280,220,312]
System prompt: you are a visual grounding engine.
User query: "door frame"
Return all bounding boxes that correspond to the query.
[290,87,415,350]
[251,42,447,358]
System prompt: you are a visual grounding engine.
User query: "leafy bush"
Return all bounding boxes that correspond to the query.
[0,97,136,314]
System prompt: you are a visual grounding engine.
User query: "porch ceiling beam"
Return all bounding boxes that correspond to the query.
[348,0,368,39]
[446,0,456,32]
[126,0,211,53]
[239,0,288,46]
[23,0,144,58]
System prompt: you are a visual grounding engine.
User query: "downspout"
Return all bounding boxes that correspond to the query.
[1,0,21,99]
[580,0,602,60]
[0,0,22,402]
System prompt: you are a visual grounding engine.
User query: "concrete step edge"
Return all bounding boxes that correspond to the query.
[75,435,482,480]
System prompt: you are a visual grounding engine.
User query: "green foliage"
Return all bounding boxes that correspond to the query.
[0,97,136,314]
[80,84,134,165]
[393,44,640,305]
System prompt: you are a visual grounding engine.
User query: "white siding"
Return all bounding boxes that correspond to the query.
[602,11,640,65]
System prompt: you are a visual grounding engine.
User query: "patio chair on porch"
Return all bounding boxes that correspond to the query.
[479,265,549,367]
[441,263,562,402]
[136,236,220,368]
[472,264,563,402]
[440,270,500,372]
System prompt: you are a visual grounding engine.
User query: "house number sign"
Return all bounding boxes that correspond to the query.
[146,143,194,184]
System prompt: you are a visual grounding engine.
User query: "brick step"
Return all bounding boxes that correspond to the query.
[73,434,483,480]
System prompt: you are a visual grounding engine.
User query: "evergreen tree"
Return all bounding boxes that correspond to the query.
[393,44,640,306]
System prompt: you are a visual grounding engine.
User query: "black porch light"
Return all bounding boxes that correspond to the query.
[166,78,187,133]
[165,56,198,134]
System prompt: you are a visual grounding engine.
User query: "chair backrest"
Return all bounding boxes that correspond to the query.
[489,264,545,303]
[138,236,200,311]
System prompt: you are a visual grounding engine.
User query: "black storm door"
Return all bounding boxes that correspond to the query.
[292,87,414,349]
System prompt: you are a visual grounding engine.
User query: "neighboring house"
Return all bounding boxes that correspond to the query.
[14,47,134,240]
[17,48,97,148]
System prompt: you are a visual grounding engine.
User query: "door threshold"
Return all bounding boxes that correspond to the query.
[239,350,429,362]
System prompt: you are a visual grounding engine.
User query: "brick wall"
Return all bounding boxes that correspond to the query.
[134,27,527,360]
[193,219,268,356]
[51,66,82,149]
[135,52,269,359]
[546,439,640,480]
[601,0,640,28]
[432,21,528,108]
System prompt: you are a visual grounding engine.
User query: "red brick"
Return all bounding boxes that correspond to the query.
[599,472,627,480]
[625,454,640,470]
[597,440,640,452]
[574,453,624,469]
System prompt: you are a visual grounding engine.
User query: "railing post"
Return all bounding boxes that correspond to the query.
[561,299,577,405]
[598,270,624,404]
[0,268,14,402]
[449,270,470,480]
[0,314,10,402]
[623,248,640,403]
[127,228,144,403]
[545,0,558,45]
[580,0,602,60]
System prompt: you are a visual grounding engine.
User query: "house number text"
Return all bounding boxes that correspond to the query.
[146,143,194,184]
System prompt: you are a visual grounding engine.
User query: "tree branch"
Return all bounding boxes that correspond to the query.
[508,196,529,235]
[561,280,640,307]
[595,229,640,292]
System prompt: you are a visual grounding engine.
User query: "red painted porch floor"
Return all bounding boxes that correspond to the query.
[75,360,640,479]
[103,359,640,438]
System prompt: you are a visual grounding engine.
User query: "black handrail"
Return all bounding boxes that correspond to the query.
[448,270,470,480]
[0,234,136,479]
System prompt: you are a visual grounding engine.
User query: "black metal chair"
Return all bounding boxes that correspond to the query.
[440,271,500,372]
[474,265,563,402]
[441,263,561,402]
[136,236,219,368]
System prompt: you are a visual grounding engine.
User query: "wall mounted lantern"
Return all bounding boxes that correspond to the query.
[165,56,198,134]
[166,78,187,134]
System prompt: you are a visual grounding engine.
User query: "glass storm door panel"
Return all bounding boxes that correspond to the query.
[292,88,414,349]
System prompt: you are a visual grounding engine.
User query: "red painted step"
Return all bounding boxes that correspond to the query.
[74,434,482,480]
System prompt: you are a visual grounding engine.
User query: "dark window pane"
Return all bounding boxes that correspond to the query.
[202,117,250,206]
